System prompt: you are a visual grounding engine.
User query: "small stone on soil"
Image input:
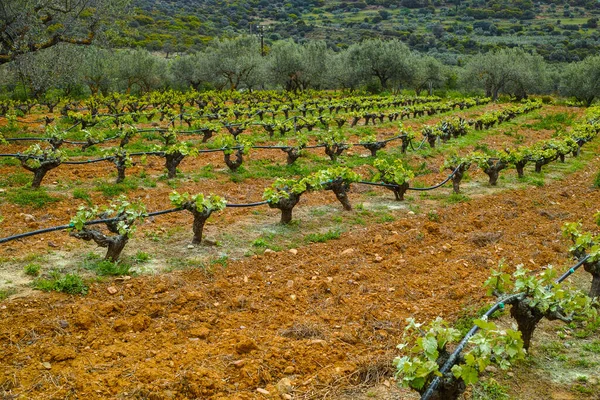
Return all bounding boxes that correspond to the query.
[276,377,293,394]
[107,286,118,295]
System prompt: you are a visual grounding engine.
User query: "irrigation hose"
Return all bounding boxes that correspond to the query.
[225,201,269,208]
[410,137,428,151]
[0,202,268,244]
[63,157,114,165]
[407,164,461,192]
[420,255,591,400]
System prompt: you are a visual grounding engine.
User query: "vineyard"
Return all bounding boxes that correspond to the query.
[1,91,600,399]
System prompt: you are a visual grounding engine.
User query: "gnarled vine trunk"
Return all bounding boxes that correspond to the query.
[362,142,386,157]
[387,182,409,201]
[325,180,352,211]
[515,161,527,178]
[268,193,302,224]
[224,150,244,171]
[70,229,129,262]
[584,261,600,299]
[483,161,508,186]
[165,152,186,179]
[20,158,62,189]
[282,147,301,165]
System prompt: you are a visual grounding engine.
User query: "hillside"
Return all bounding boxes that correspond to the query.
[109,0,600,62]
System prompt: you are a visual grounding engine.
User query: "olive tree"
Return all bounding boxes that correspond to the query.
[79,46,116,95]
[267,40,333,92]
[204,36,266,91]
[0,0,130,64]
[411,55,445,96]
[559,55,600,106]
[462,48,547,101]
[114,49,167,94]
[10,44,84,98]
[347,39,414,90]
[327,50,362,91]
[169,53,214,91]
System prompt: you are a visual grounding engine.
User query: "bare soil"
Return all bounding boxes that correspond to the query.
[1,104,598,399]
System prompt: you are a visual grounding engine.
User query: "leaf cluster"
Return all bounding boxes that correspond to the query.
[169,191,226,213]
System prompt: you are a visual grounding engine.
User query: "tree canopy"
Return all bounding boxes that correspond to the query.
[0,0,130,64]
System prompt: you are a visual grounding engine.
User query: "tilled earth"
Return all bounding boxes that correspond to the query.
[2,153,600,399]
[1,105,599,399]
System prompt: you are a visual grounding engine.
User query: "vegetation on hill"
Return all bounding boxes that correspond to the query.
[112,0,600,61]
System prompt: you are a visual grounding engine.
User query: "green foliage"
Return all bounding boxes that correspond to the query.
[304,166,361,191]
[213,133,252,155]
[485,262,598,322]
[319,129,350,147]
[20,144,63,170]
[33,271,88,295]
[442,154,471,171]
[69,195,146,237]
[394,317,525,392]
[23,263,41,277]
[169,191,226,213]
[263,178,307,203]
[373,158,414,186]
[561,218,600,262]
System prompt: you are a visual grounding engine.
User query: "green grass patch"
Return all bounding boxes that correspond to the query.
[519,174,545,187]
[193,165,217,180]
[33,271,88,295]
[445,193,470,204]
[6,187,61,208]
[0,171,30,187]
[304,229,341,243]
[0,288,17,300]
[594,171,600,189]
[81,254,132,276]
[582,341,600,354]
[134,251,151,263]
[528,112,576,131]
[0,157,20,167]
[472,379,510,400]
[73,188,93,205]
[95,179,138,197]
[23,263,41,276]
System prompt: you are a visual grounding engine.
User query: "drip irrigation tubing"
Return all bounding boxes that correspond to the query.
[225,201,268,208]
[356,165,460,191]
[357,181,403,189]
[407,165,461,191]
[410,137,427,151]
[0,200,269,245]
[420,255,590,400]
[63,157,114,165]
[0,208,183,245]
